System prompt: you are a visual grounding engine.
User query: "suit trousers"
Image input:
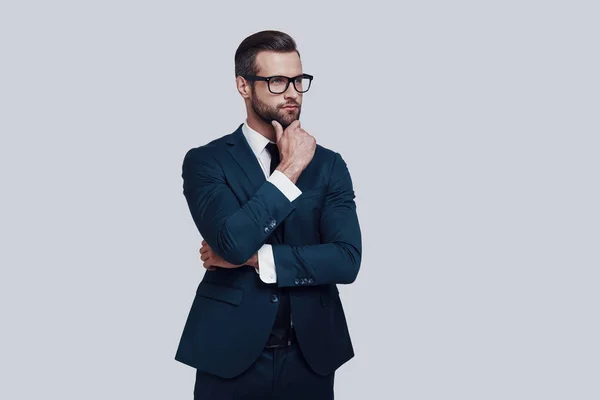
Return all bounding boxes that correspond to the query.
[193,342,335,400]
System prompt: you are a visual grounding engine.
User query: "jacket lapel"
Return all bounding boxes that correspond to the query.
[226,124,266,192]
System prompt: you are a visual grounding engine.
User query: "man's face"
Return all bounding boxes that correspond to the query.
[249,51,303,130]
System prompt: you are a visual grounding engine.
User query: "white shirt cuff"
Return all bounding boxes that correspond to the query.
[267,170,302,201]
[257,244,277,283]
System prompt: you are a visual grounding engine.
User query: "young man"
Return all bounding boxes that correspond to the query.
[175,30,362,400]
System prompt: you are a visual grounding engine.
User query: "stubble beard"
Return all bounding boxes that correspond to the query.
[251,94,301,130]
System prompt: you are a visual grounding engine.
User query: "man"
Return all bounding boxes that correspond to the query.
[175,30,362,400]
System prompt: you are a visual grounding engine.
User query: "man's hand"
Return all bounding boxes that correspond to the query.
[199,240,258,271]
[271,119,316,184]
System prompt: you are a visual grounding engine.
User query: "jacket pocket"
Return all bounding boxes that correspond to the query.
[196,282,243,306]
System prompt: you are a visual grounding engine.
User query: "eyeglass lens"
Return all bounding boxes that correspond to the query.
[269,76,311,93]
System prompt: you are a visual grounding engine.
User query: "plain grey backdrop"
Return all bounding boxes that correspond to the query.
[1,1,598,399]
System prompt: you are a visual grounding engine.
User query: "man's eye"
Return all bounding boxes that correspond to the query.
[272,78,283,84]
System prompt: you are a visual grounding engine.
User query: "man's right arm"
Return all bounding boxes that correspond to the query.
[182,146,296,266]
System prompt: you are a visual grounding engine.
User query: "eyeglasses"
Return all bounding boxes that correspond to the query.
[241,73,313,94]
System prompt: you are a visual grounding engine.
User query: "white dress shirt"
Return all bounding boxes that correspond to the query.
[241,120,302,283]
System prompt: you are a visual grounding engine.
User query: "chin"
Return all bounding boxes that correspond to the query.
[280,112,299,122]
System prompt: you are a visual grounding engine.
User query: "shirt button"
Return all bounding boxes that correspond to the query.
[270,294,279,303]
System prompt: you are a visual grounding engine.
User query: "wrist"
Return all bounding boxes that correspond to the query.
[276,161,302,183]
[246,253,259,268]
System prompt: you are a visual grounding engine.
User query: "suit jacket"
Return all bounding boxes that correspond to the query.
[174,123,362,378]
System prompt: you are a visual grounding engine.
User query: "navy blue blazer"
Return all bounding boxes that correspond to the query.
[174,123,362,378]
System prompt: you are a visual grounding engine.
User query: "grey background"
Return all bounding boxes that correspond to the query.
[1,1,598,399]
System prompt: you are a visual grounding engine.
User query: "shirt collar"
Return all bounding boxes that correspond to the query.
[241,120,274,158]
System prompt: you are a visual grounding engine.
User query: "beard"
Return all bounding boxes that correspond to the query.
[250,94,301,130]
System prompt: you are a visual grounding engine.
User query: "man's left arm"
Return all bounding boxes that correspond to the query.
[270,152,362,287]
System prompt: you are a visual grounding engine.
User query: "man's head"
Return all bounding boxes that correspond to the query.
[235,30,307,130]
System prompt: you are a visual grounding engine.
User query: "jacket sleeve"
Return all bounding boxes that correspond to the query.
[182,147,296,265]
[271,152,362,287]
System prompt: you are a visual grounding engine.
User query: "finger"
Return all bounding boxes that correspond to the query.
[204,263,216,270]
[200,253,209,262]
[271,120,283,142]
[202,239,206,245]
[200,246,209,255]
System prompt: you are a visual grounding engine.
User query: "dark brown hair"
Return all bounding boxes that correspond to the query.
[234,30,300,85]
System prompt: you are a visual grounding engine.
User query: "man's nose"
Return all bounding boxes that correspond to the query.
[283,82,299,99]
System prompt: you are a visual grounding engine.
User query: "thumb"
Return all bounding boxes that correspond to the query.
[271,120,283,142]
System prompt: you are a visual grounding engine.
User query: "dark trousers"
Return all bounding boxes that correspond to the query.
[193,342,335,400]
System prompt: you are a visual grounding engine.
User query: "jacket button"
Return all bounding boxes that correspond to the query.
[270,294,279,303]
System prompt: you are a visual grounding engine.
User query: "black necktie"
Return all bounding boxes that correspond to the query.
[265,142,280,175]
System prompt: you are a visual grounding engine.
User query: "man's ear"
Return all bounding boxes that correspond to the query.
[236,76,251,99]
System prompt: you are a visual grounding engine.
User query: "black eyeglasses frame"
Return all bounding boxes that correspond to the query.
[241,73,314,94]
